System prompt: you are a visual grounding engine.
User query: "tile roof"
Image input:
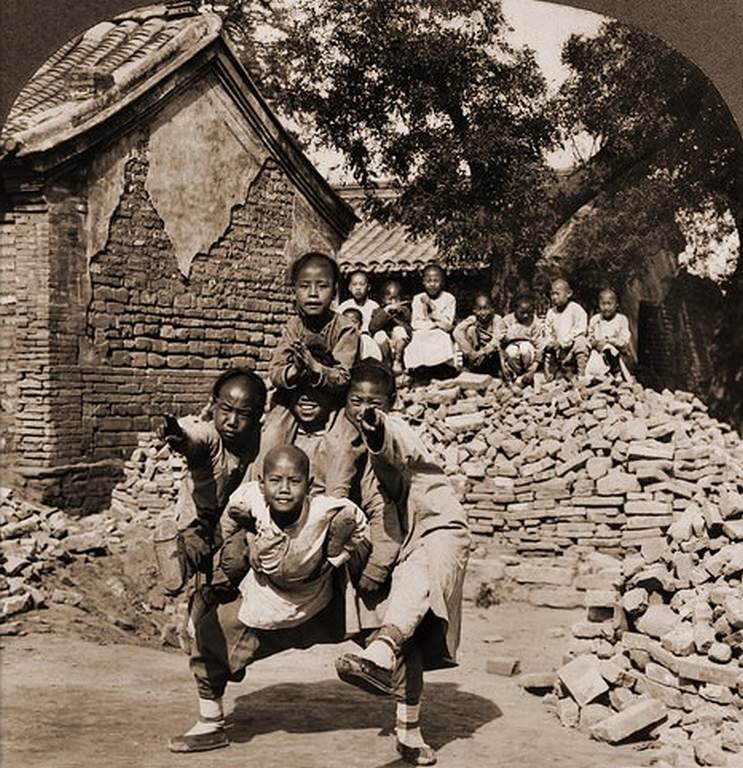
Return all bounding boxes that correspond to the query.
[1,2,221,154]
[336,185,489,275]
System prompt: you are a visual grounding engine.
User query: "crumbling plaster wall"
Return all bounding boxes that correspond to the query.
[9,71,342,511]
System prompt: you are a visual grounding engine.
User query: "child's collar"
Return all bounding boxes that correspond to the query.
[298,307,334,330]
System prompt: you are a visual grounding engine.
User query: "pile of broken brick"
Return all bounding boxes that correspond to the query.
[0,433,183,624]
[398,373,743,560]
[517,488,743,766]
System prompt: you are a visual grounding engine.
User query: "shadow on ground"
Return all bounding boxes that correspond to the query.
[231,679,501,755]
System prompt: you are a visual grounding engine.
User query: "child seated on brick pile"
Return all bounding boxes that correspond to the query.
[334,360,471,767]
[453,291,503,376]
[337,269,380,333]
[260,251,360,493]
[586,287,633,382]
[369,279,413,375]
[404,263,457,379]
[342,306,383,361]
[153,368,266,597]
[543,278,589,382]
[499,292,545,385]
[170,445,369,754]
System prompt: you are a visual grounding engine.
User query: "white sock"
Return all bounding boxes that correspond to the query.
[396,702,427,748]
[360,639,395,670]
[183,698,224,735]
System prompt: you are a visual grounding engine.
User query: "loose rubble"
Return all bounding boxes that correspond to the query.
[0,433,186,643]
[3,371,743,765]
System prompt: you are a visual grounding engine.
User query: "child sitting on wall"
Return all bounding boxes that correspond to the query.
[404,263,457,378]
[153,368,266,597]
[453,292,503,376]
[368,280,412,375]
[586,288,633,382]
[337,269,380,333]
[543,278,589,382]
[499,292,544,385]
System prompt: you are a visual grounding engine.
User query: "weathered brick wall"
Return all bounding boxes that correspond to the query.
[4,115,344,513]
[79,141,297,465]
[0,213,18,482]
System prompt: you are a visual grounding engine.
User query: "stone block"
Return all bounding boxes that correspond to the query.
[557,655,608,706]
[590,698,667,743]
[485,657,520,676]
[635,605,679,640]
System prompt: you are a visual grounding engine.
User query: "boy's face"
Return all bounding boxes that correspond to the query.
[343,309,362,330]
[213,379,261,445]
[295,259,336,317]
[345,379,393,427]
[291,390,333,428]
[349,273,370,302]
[473,295,494,325]
[551,282,571,310]
[422,269,443,297]
[382,284,401,306]
[514,300,534,325]
[262,454,310,518]
[599,292,618,319]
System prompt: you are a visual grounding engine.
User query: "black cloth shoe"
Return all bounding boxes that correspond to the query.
[335,653,394,697]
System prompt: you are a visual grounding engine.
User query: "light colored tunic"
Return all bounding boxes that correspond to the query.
[404,291,456,368]
[545,301,587,347]
[225,482,368,630]
[588,312,631,352]
[368,413,470,668]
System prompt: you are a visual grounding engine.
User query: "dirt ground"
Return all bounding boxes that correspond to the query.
[1,600,653,768]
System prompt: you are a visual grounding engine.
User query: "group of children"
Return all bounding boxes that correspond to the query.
[156,251,471,766]
[337,267,633,387]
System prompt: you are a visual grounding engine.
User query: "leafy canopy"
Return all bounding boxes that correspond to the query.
[261,0,557,282]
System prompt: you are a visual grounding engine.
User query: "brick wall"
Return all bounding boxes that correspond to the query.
[0,213,17,483]
[4,130,341,512]
[79,140,296,462]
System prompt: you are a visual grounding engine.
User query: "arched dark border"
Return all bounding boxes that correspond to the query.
[1,1,742,134]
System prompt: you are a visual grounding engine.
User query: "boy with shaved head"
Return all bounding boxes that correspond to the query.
[170,445,368,753]
[543,278,589,381]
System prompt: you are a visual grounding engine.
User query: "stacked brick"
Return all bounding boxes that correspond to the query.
[517,489,743,764]
[398,374,743,560]
[108,433,184,520]
[0,429,186,617]
[0,486,122,620]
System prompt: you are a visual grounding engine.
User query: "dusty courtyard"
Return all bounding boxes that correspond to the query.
[1,600,646,768]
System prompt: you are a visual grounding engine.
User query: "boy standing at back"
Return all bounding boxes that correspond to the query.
[337,269,380,333]
[543,278,589,382]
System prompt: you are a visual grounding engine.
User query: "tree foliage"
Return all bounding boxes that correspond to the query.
[550,21,743,424]
[258,0,557,296]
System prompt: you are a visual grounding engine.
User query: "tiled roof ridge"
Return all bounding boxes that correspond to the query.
[1,3,221,156]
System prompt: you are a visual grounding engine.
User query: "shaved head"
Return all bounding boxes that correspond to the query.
[263,445,310,479]
[551,278,571,292]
